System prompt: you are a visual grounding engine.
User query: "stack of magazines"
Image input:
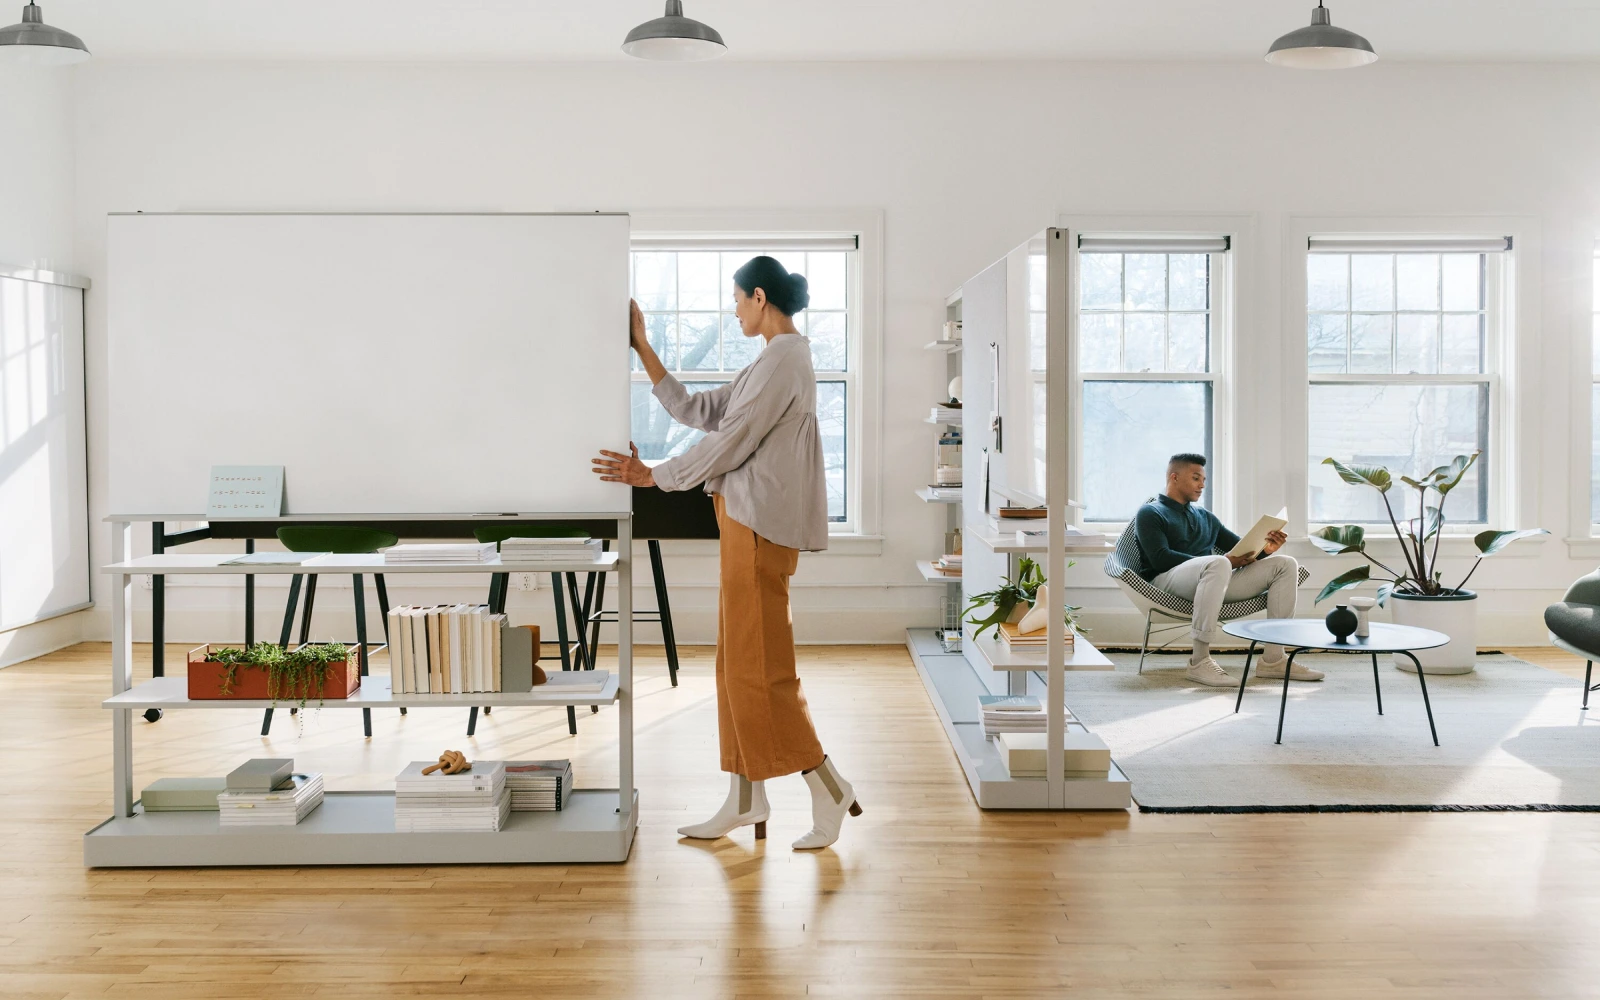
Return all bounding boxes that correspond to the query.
[504,760,574,812]
[394,760,510,832]
[382,542,497,564]
[500,537,603,564]
[217,773,324,827]
[977,694,1065,738]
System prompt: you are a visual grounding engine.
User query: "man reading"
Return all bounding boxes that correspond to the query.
[1133,453,1320,687]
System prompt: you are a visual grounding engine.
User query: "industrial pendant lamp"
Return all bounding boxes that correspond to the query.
[622,1,726,61]
[1266,2,1376,69]
[0,1,90,65]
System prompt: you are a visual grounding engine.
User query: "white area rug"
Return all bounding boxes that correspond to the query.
[1065,653,1600,812]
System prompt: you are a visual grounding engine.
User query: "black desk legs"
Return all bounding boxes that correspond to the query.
[1396,650,1439,746]
[263,574,304,735]
[374,574,400,716]
[565,573,598,715]
[1585,660,1594,710]
[1371,654,1384,715]
[1233,642,1257,714]
[1275,649,1299,744]
[587,541,610,667]
[244,539,255,646]
[353,574,372,739]
[650,540,680,687]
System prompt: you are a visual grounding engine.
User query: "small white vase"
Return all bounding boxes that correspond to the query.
[1389,590,1477,675]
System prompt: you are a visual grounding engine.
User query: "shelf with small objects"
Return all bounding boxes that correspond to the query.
[906,227,1129,811]
[917,309,965,649]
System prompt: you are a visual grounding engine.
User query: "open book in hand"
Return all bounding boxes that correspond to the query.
[1227,508,1288,560]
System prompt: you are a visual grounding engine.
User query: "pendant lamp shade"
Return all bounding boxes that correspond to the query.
[623,0,726,61]
[0,1,89,65]
[1266,3,1376,69]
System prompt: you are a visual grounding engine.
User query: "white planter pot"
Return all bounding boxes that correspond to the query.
[1389,590,1478,675]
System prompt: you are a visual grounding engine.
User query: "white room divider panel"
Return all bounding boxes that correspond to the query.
[106,213,631,516]
[0,268,90,631]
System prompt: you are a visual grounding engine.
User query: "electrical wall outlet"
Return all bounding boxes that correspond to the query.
[514,574,536,591]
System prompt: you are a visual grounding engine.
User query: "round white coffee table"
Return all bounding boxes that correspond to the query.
[1221,619,1449,746]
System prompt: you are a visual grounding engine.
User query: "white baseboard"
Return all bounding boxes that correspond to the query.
[0,611,85,668]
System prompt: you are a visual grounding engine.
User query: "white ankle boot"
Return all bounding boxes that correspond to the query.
[793,756,862,851]
[678,773,769,841]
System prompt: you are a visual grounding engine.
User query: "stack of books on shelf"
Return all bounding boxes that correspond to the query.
[998,620,1074,649]
[978,694,1068,738]
[925,485,961,501]
[499,536,603,564]
[382,542,498,564]
[386,605,515,694]
[996,731,1112,779]
[932,553,962,576]
[217,759,324,827]
[394,759,510,832]
[505,760,574,812]
[931,403,963,423]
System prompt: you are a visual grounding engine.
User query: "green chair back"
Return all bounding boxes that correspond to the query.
[276,525,400,554]
[473,524,591,548]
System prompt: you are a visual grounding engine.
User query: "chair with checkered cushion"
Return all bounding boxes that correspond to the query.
[1103,508,1310,672]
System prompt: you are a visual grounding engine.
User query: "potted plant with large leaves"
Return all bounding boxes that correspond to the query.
[1312,451,1546,674]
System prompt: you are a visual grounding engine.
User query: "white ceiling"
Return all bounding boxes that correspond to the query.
[29,0,1600,63]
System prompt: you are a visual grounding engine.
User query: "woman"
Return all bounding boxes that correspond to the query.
[592,256,861,851]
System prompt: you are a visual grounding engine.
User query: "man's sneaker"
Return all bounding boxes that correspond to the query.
[1184,657,1235,687]
[1255,658,1325,682]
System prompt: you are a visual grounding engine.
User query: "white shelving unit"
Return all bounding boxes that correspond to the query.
[965,630,1113,673]
[87,513,639,868]
[915,487,961,504]
[923,340,963,354]
[915,560,962,584]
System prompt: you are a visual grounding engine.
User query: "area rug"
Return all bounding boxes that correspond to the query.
[1064,653,1600,812]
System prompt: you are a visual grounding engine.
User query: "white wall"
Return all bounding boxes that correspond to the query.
[69,59,1600,646]
[0,64,81,667]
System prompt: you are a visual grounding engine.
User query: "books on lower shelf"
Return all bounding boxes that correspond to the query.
[141,776,227,812]
[499,536,603,564]
[931,404,962,423]
[998,620,1074,649]
[386,605,531,695]
[931,553,962,576]
[925,484,962,500]
[977,694,1072,737]
[505,760,574,812]
[218,772,325,826]
[382,542,497,564]
[996,731,1111,778]
[394,760,511,832]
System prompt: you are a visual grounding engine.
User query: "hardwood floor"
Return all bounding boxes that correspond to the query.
[2,641,1597,999]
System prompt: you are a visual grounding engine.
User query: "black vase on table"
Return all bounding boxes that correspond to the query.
[1324,605,1359,643]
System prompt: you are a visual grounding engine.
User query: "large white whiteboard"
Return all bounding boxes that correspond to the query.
[0,272,90,630]
[108,213,632,515]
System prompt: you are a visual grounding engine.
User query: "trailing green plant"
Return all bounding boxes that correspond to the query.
[963,556,1085,637]
[1312,451,1547,605]
[204,641,351,708]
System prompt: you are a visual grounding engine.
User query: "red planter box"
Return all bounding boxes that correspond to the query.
[186,645,361,701]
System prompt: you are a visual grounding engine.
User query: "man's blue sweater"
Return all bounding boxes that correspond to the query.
[1132,494,1241,581]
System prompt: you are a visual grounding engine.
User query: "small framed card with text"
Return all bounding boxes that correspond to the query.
[206,466,284,518]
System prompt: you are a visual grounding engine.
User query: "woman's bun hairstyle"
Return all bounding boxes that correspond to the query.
[733,255,810,316]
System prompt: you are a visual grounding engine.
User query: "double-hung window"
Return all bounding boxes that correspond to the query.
[1306,237,1507,525]
[1592,243,1600,527]
[628,237,860,528]
[1077,237,1229,521]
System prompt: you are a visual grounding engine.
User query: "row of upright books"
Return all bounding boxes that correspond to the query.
[385,604,511,694]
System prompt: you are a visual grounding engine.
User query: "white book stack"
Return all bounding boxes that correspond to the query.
[504,760,574,812]
[394,760,510,833]
[217,773,324,827]
[978,695,1069,737]
[996,731,1111,779]
[499,537,604,564]
[382,542,498,564]
[931,404,963,423]
[385,604,510,694]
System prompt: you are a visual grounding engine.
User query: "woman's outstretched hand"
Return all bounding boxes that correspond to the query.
[593,442,655,488]
[629,299,648,353]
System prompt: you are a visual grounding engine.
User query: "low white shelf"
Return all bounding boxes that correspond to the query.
[915,487,961,504]
[923,340,963,353]
[103,551,620,576]
[967,630,1113,672]
[103,674,620,711]
[916,559,962,584]
[84,790,638,867]
[966,524,1112,555]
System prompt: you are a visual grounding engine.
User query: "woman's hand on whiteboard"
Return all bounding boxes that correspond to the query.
[629,299,648,352]
[592,442,655,488]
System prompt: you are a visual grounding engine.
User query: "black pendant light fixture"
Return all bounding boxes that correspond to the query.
[0,1,90,65]
[622,1,727,61]
[1266,2,1376,69]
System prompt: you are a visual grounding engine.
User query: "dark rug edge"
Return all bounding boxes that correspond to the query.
[1136,802,1600,814]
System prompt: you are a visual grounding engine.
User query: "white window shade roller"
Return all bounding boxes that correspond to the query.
[631,236,859,252]
[1077,236,1230,254]
[1309,236,1512,254]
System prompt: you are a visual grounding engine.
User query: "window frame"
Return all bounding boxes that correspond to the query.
[1057,217,1242,531]
[1285,216,1534,544]
[627,210,883,542]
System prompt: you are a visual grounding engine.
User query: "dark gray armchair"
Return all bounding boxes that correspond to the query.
[1544,567,1600,709]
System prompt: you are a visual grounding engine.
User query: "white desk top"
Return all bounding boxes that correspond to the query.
[105,512,630,523]
[103,552,621,576]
